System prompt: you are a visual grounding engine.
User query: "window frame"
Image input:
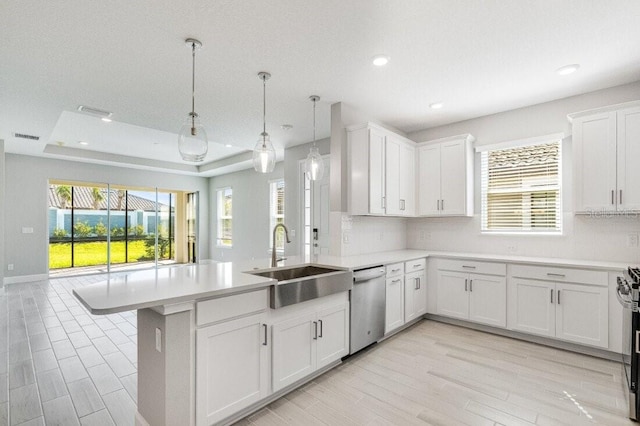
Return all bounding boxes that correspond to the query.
[216,187,233,247]
[480,139,563,235]
[269,179,285,254]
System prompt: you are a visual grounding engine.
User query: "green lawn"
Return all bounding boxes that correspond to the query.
[49,240,154,269]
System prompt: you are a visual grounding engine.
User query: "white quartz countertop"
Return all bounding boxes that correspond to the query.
[73,250,630,315]
[73,263,276,315]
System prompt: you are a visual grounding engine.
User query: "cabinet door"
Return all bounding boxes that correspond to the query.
[573,112,617,213]
[436,270,469,320]
[405,271,427,323]
[400,142,416,216]
[418,144,441,216]
[369,128,386,215]
[272,312,316,392]
[468,274,506,327]
[439,139,467,215]
[385,276,405,334]
[316,303,349,369]
[196,313,268,426]
[617,107,640,211]
[385,136,402,215]
[511,278,555,337]
[555,282,608,348]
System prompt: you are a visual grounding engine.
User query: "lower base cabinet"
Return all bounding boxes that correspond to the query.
[385,276,405,333]
[272,302,349,392]
[196,312,269,426]
[404,270,427,322]
[511,277,608,348]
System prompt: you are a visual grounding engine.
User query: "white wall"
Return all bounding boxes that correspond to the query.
[208,162,284,262]
[406,81,640,263]
[3,154,210,280]
[340,215,408,257]
[0,141,5,289]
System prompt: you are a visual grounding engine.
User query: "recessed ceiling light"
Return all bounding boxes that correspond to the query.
[101,117,112,123]
[225,144,232,148]
[78,141,89,146]
[372,55,390,67]
[556,64,580,76]
[281,124,293,131]
[429,102,444,110]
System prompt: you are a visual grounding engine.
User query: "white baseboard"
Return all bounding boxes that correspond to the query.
[3,273,49,285]
[135,411,150,426]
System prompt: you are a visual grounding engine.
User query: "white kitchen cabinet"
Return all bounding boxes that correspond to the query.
[509,265,609,348]
[196,312,269,426]
[347,123,415,216]
[316,303,350,369]
[272,301,349,392]
[418,134,474,217]
[436,260,507,327]
[385,275,405,334]
[570,102,640,213]
[404,270,427,323]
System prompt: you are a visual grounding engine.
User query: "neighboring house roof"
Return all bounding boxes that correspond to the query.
[48,186,171,211]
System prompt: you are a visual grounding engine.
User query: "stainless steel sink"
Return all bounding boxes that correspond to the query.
[248,264,352,308]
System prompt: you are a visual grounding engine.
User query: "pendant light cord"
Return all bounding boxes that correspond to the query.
[262,76,267,147]
[191,41,196,128]
[312,98,317,147]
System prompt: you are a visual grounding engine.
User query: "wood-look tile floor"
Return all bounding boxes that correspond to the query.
[1,274,635,425]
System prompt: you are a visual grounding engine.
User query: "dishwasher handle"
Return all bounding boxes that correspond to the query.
[353,266,386,282]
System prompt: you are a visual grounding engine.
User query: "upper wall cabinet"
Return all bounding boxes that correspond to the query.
[417,134,474,217]
[570,101,640,214]
[347,123,416,216]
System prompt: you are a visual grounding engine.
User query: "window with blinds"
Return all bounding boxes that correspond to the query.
[481,141,561,233]
[269,179,285,252]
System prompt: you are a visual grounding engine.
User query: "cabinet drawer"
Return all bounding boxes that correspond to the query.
[405,258,426,273]
[438,259,506,276]
[197,289,268,326]
[386,262,405,278]
[510,264,607,286]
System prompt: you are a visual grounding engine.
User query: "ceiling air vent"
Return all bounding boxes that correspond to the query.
[77,105,112,119]
[13,132,40,141]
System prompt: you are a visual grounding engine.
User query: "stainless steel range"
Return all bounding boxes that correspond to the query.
[617,267,640,421]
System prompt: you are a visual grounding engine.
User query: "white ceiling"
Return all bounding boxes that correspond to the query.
[1,0,640,175]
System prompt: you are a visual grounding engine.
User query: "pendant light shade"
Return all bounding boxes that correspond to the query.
[304,95,324,181]
[253,72,276,173]
[178,38,208,162]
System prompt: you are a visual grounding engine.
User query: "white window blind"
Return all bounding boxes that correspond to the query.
[216,187,232,246]
[269,179,285,252]
[481,141,561,233]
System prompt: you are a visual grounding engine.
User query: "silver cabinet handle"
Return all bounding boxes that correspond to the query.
[469,279,473,292]
[400,199,405,211]
[462,265,476,269]
[413,263,421,268]
[391,268,401,273]
[441,199,444,210]
[415,277,419,290]
[391,279,402,284]
[546,273,565,278]
[318,320,323,338]
[550,289,554,304]
[313,321,318,340]
[437,199,440,211]
[612,190,615,205]
[262,324,268,346]
[382,197,386,209]
[417,277,421,289]
[465,278,468,292]
[557,290,561,305]
[636,330,640,354]
[621,189,623,204]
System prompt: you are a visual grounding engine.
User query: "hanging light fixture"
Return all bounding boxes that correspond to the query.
[253,72,276,173]
[304,95,324,181]
[178,38,208,162]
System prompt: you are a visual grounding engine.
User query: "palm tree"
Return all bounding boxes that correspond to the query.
[55,185,71,209]
[91,187,105,210]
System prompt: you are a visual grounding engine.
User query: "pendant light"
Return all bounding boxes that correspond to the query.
[178,38,208,162]
[304,95,324,181]
[253,72,276,173]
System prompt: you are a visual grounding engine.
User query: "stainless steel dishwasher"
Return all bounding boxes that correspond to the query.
[350,265,386,354]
